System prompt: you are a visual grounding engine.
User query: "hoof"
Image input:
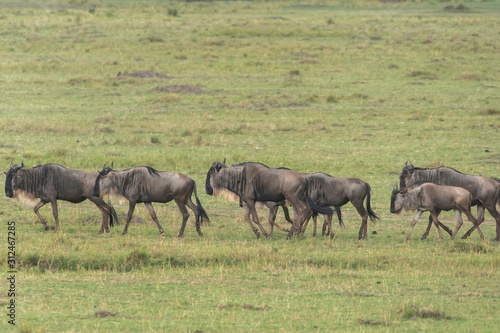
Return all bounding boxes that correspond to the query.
[420,237,427,240]
[44,226,49,231]
[255,232,261,239]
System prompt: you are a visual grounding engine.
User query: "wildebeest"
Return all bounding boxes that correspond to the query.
[390,183,484,242]
[4,159,117,233]
[93,163,209,237]
[304,172,378,239]
[205,161,332,239]
[400,162,500,241]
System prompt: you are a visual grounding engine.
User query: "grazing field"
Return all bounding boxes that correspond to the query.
[1,0,499,331]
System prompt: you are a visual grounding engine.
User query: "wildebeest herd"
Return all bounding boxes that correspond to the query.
[4,159,500,242]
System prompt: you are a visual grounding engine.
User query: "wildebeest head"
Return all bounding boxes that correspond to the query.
[93,162,114,198]
[205,160,227,196]
[4,158,24,198]
[390,183,406,214]
[399,161,415,188]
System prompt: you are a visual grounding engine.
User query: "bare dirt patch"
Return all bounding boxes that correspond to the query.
[117,71,171,79]
[95,310,118,318]
[153,84,202,93]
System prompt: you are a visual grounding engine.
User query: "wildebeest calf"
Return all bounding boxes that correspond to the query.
[390,183,484,242]
[304,172,378,240]
[93,164,209,237]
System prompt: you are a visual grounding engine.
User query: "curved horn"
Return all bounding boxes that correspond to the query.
[103,163,107,169]
[409,160,414,168]
[223,158,226,166]
[10,159,13,168]
[111,161,114,170]
[21,158,24,167]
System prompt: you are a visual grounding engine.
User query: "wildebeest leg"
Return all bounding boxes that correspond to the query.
[420,211,451,240]
[49,200,60,232]
[244,203,266,239]
[462,208,485,241]
[450,209,464,241]
[354,203,369,240]
[144,202,165,236]
[430,212,443,240]
[404,210,423,242]
[325,214,335,239]
[300,214,312,235]
[95,205,108,234]
[89,197,110,234]
[420,218,433,240]
[462,204,500,241]
[438,220,453,236]
[322,217,327,236]
[287,200,307,239]
[186,199,203,236]
[173,200,190,238]
[249,205,270,239]
[33,200,49,231]
[268,207,289,234]
[267,204,278,236]
[313,215,318,237]
[462,204,485,239]
[282,205,293,224]
[122,201,137,235]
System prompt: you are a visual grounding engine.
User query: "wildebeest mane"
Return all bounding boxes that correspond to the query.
[13,164,68,200]
[305,176,330,206]
[400,166,464,187]
[218,165,247,197]
[232,161,270,169]
[145,166,160,177]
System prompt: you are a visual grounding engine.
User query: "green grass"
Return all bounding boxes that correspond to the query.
[1,0,500,331]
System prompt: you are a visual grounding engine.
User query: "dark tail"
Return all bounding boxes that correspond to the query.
[108,199,119,227]
[365,183,379,222]
[306,196,333,216]
[193,183,210,225]
[335,206,345,228]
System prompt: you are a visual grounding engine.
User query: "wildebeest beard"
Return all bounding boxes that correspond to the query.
[5,172,14,197]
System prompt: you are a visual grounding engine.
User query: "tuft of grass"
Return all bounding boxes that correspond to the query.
[150,135,161,144]
[126,249,151,267]
[481,108,500,116]
[167,8,178,17]
[401,304,451,320]
[449,240,488,253]
[410,71,438,80]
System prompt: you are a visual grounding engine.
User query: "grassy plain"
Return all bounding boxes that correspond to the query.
[0,0,499,331]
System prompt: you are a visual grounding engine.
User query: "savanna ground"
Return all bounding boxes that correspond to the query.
[0,0,499,331]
